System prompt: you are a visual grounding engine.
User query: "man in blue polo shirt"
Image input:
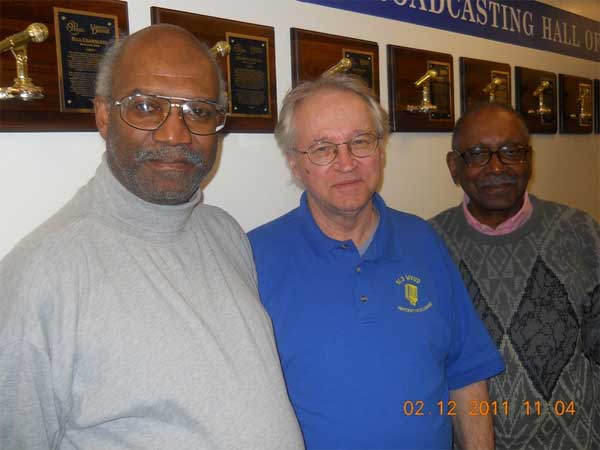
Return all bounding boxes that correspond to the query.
[249,74,504,449]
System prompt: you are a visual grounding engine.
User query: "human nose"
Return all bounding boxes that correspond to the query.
[332,142,357,171]
[486,150,505,173]
[152,104,192,145]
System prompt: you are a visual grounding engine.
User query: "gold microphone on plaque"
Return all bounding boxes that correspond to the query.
[483,77,505,103]
[323,57,352,77]
[211,41,231,58]
[527,80,552,120]
[570,84,592,125]
[406,69,438,113]
[0,23,49,101]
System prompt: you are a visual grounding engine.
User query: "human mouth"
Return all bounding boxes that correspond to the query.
[332,179,362,189]
[146,160,193,171]
[477,175,516,190]
[136,146,203,171]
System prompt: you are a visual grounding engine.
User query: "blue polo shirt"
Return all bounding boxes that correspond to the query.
[249,193,504,450]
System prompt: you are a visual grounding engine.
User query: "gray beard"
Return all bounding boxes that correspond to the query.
[106,129,209,205]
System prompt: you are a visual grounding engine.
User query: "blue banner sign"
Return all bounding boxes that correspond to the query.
[298,0,600,62]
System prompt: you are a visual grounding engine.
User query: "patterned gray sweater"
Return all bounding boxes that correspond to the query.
[430,195,600,450]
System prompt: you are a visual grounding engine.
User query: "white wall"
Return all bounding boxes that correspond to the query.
[1,0,598,259]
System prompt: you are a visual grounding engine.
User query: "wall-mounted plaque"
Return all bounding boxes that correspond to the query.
[151,7,276,133]
[0,0,128,132]
[226,32,271,118]
[594,79,599,134]
[559,74,593,134]
[344,49,374,91]
[515,67,557,134]
[290,28,379,99]
[460,57,511,114]
[54,7,118,113]
[387,45,454,132]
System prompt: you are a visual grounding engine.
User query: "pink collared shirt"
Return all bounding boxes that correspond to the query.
[463,192,533,236]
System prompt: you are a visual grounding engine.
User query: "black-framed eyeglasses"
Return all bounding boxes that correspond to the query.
[112,93,227,136]
[453,144,531,168]
[294,132,381,166]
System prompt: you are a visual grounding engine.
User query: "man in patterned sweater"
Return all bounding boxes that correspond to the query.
[430,103,600,450]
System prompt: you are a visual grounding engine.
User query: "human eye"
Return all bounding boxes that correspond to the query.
[128,96,162,116]
[500,145,525,159]
[350,134,372,147]
[309,142,335,155]
[466,146,488,158]
[186,102,216,121]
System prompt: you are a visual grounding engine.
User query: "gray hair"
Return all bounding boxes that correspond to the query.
[275,74,389,156]
[95,33,228,107]
[452,102,530,149]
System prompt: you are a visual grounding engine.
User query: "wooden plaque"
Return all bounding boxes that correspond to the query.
[594,79,599,134]
[387,45,454,132]
[151,7,277,133]
[559,74,593,134]
[460,57,511,114]
[0,0,128,132]
[515,67,557,134]
[290,28,380,99]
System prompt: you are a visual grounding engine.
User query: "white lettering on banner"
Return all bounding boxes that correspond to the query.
[430,0,444,15]
[523,11,534,37]
[461,0,476,24]
[447,0,460,19]
[542,16,581,48]
[489,1,501,28]
[376,0,598,57]
[585,29,600,51]
[476,0,488,25]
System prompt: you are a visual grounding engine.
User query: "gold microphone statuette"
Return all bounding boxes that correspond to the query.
[406,69,438,113]
[483,77,505,103]
[323,57,352,77]
[527,80,552,119]
[211,41,231,58]
[570,85,592,123]
[0,23,49,101]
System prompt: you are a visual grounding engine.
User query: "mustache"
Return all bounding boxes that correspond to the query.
[135,145,204,166]
[477,174,517,188]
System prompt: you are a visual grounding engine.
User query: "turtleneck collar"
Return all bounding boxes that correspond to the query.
[87,154,203,242]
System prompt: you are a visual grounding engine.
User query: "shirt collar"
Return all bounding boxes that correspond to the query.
[297,191,400,260]
[89,153,202,241]
[462,191,533,236]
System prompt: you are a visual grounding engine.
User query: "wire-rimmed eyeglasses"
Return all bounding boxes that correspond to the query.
[111,93,227,136]
[452,144,531,168]
[294,132,381,166]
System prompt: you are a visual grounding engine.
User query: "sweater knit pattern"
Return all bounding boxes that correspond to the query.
[430,196,600,450]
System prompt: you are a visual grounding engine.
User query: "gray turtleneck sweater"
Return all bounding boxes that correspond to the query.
[0,156,304,450]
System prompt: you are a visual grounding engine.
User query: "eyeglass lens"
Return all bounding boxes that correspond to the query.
[462,145,529,167]
[119,95,225,135]
[306,133,379,165]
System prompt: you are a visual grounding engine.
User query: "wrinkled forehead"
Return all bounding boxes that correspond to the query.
[294,89,375,136]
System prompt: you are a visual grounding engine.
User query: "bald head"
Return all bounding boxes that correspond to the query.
[452,103,529,150]
[96,24,226,105]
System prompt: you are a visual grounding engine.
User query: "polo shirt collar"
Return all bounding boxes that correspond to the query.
[296,191,400,261]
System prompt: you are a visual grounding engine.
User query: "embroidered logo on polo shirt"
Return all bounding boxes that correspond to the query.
[395,274,432,313]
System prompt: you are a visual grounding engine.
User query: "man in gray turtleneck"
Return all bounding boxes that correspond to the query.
[0,24,303,450]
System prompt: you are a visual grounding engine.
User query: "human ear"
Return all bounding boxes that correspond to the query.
[446,151,460,186]
[94,96,110,140]
[287,152,304,182]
